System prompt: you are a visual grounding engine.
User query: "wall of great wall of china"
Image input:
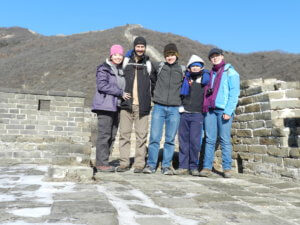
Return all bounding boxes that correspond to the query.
[0,78,299,179]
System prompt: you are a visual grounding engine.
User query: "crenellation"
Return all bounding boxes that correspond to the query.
[226,78,300,179]
[0,79,299,179]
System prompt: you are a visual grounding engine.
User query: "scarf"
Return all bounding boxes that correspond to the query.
[180,71,191,96]
[202,60,225,112]
[180,71,202,96]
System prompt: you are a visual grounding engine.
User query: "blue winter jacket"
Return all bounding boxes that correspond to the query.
[212,63,240,115]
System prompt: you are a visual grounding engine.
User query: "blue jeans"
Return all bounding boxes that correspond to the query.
[147,104,180,169]
[203,109,233,170]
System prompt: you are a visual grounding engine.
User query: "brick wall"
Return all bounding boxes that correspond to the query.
[0,88,91,165]
[1,78,300,180]
[214,78,300,179]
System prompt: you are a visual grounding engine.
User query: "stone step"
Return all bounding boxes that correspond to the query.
[46,165,94,182]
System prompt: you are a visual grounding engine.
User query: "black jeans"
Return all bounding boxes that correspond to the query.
[96,110,120,166]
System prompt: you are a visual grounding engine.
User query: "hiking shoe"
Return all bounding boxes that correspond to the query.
[190,170,200,176]
[223,170,232,178]
[133,167,143,173]
[199,169,212,177]
[162,167,173,175]
[96,165,115,172]
[143,165,155,174]
[116,166,130,172]
[174,168,189,175]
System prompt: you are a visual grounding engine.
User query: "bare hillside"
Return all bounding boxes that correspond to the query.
[0,25,299,106]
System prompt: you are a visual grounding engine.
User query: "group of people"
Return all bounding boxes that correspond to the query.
[91,36,240,178]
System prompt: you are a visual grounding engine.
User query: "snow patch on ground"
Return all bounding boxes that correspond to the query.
[97,185,139,225]
[97,184,199,225]
[0,194,16,201]
[0,165,76,219]
[2,222,83,225]
[9,207,51,218]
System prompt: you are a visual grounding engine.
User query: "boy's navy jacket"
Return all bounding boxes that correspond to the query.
[181,70,210,113]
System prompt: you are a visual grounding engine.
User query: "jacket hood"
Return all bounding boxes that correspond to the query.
[187,55,205,68]
[224,63,233,70]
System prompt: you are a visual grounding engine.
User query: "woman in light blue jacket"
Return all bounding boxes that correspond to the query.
[200,48,240,178]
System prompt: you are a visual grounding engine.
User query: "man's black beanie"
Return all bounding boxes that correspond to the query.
[133,36,147,47]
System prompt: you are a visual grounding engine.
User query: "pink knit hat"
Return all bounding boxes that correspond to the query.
[110,44,124,56]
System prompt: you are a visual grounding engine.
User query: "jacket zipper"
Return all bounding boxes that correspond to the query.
[166,66,172,104]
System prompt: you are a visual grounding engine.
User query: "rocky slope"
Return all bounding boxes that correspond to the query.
[1,24,299,106]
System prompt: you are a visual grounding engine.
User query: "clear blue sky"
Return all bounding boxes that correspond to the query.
[1,0,299,54]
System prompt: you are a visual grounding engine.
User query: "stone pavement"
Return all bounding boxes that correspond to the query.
[0,164,300,225]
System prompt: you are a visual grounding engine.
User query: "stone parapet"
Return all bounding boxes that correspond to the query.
[226,79,300,179]
[0,89,91,166]
[1,79,299,180]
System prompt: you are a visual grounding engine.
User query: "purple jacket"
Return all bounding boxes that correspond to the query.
[91,62,123,112]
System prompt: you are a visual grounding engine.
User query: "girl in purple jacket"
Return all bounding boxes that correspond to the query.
[91,45,131,172]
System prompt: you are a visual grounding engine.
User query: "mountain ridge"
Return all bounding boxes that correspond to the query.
[1,24,299,106]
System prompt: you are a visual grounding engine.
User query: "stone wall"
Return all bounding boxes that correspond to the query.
[0,88,91,165]
[214,79,300,179]
[1,78,300,180]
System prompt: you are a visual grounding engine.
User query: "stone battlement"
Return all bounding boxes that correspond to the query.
[0,79,299,179]
[0,88,91,165]
[217,78,300,179]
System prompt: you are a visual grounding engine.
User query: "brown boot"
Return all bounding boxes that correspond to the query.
[199,169,212,177]
[223,170,232,178]
[96,165,115,172]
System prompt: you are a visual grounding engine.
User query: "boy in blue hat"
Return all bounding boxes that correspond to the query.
[176,55,210,176]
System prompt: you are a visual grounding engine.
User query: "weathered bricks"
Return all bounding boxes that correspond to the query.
[228,78,300,179]
[270,100,300,110]
[253,128,271,137]
[248,145,267,154]
[1,79,300,179]
[0,88,91,166]
[290,148,300,158]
